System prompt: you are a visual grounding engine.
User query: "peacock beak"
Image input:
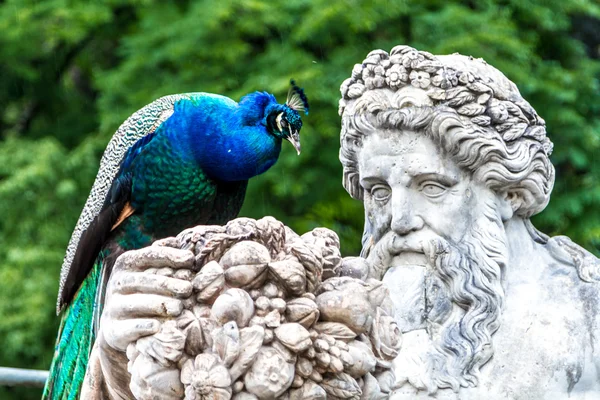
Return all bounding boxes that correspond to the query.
[286,130,301,155]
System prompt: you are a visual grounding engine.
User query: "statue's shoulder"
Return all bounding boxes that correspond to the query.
[494,229,600,397]
[524,220,600,284]
[545,234,600,284]
[540,233,600,350]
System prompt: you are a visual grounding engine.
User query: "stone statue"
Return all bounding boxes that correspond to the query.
[338,45,600,399]
[82,217,401,399]
[80,45,600,400]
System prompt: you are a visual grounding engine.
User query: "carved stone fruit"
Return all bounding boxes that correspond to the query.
[262,282,279,298]
[295,357,313,378]
[272,340,297,364]
[274,323,312,353]
[345,340,377,378]
[180,353,232,400]
[219,241,270,289]
[320,372,361,399]
[211,289,255,328]
[129,353,184,400]
[264,310,281,328]
[316,281,373,334]
[175,268,194,281]
[301,228,342,280]
[224,264,268,289]
[192,304,211,319]
[339,257,370,280]
[193,261,225,303]
[329,356,344,373]
[269,260,307,296]
[285,298,320,329]
[369,308,402,360]
[229,326,265,381]
[291,375,304,388]
[135,320,185,366]
[289,380,327,400]
[270,298,286,313]
[315,351,330,368]
[212,321,240,367]
[312,322,357,342]
[177,310,204,355]
[220,241,271,268]
[233,381,244,393]
[244,346,295,398]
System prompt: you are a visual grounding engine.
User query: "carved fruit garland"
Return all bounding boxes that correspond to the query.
[126,217,401,399]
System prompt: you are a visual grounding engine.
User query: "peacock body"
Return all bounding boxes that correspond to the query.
[43,84,308,399]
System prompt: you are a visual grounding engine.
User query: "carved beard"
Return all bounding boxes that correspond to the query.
[364,198,507,393]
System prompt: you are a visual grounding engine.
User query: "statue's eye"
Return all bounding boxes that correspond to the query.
[421,182,446,197]
[371,185,391,202]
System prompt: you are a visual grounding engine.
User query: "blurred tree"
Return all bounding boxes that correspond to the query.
[0,0,598,398]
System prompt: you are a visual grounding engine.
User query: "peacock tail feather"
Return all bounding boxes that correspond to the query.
[43,252,104,400]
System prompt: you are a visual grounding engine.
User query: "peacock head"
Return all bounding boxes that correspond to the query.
[266,80,309,155]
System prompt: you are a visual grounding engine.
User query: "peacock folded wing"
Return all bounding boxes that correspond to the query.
[57,94,196,314]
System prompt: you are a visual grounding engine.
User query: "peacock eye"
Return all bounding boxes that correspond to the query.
[275,113,284,131]
[281,119,288,129]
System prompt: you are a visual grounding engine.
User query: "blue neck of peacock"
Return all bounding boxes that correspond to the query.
[198,124,282,182]
[179,93,283,182]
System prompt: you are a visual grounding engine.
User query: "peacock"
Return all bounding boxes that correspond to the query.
[43,81,309,399]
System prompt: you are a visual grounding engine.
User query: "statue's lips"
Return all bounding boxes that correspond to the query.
[368,234,435,278]
[390,251,427,267]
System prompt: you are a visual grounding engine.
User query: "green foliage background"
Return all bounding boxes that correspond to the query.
[0,0,598,397]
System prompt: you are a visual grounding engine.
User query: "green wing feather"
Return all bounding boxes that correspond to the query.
[43,253,104,400]
[57,94,194,314]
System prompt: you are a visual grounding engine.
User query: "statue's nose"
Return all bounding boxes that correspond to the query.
[391,190,424,236]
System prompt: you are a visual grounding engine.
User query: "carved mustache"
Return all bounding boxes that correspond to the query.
[366,231,451,280]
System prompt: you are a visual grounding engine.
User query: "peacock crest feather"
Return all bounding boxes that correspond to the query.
[286,79,309,115]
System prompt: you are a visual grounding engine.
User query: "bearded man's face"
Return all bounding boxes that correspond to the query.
[357,129,508,392]
[359,129,478,267]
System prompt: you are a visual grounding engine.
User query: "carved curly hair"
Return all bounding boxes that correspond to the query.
[339,46,555,218]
